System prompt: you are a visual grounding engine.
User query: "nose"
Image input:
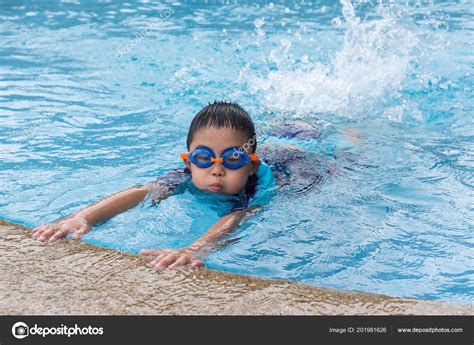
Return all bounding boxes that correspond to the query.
[210,162,225,177]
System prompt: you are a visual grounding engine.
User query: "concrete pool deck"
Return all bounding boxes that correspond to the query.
[0,220,472,315]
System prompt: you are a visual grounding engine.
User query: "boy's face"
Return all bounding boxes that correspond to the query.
[185,126,260,195]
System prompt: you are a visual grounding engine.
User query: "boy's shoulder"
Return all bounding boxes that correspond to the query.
[261,144,331,194]
[154,167,191,189]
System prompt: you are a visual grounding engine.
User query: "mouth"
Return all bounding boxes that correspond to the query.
[209,183,223,193]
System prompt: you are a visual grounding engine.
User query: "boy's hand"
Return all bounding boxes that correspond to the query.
[32,216,92,243]
[140,247,203,270]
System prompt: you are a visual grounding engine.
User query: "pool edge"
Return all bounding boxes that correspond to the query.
[1,220,472,315]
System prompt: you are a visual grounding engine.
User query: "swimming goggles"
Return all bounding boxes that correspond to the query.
[180,146,258,170]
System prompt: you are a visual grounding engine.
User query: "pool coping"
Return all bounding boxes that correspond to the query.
[0,220,472,315]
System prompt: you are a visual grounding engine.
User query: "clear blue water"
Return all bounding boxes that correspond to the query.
[1,0,472,304]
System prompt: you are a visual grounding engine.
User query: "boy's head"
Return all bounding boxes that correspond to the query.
[183,101,260,195]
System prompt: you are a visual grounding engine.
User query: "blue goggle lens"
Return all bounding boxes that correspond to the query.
[194,151,212,166]
[223,149,248,168]
[190,149,213,168]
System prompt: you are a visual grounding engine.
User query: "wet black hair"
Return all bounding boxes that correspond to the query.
[186,101,257,152]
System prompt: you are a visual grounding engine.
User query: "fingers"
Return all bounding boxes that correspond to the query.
[168,256,190,269]
[151,252,200,270]
[152,252,177,268]
[140,249,164,256]
[142,247,204,270]
[71,231,83,240]
[32,225,73,243]
[150,252,168,266]
[48,228,71,243]
[71,224,89,240]
[32,224,51,238]
[32,225,46,233]
[32,228,45,239]
[40,227,65,242]
[190,259,204,268]
[33,225,57,242]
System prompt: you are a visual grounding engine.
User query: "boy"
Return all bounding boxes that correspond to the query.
[32,101,328,269]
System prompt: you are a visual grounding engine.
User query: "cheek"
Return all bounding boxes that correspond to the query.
[189,168,207,187]
[227,169,250,187]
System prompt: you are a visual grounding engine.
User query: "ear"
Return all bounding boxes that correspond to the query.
[180,153,191,169]
[249,159,261,176]
[183,159,192,170]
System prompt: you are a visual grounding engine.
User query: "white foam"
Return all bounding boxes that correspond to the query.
[246,0,419,120]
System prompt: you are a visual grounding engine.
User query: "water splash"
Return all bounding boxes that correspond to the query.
[246,0,419,120]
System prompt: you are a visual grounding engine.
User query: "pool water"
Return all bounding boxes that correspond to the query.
[1,0,472,304]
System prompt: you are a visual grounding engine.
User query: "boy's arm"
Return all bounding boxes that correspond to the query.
[32,182,170,242]
[141,206,261,269]
[76,184,151,225]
